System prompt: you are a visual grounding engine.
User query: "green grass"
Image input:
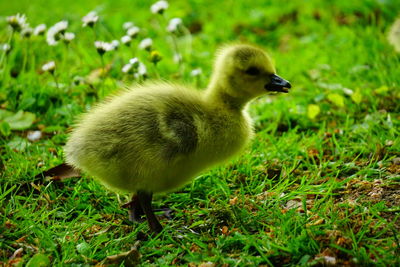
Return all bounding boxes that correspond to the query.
[1,0,400,266]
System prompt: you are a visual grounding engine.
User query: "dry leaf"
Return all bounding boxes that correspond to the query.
[86,64,112,85]
[221,226,229,235]
[104,244,141,266]
[286,199,302,210]
[190,243,200,252]
[10,248,24,259]
[229,197,238,205]
[307,148,319,158]
[309,218,325,226]
[5,220,16,229]
[6,257,24,266]
[199,262,215,267]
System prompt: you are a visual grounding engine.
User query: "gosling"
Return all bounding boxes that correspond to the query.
[64,44,291,233]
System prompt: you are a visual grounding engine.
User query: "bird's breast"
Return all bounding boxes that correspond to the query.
[192,109,253,165]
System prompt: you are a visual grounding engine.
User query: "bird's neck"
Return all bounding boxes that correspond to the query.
[205,82,250,111]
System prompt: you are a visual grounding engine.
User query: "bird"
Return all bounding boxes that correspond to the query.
[64,43,291,233]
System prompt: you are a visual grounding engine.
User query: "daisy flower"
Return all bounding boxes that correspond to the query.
[21,27,33,38]
[1,44,11,53]
[123,22,134,30]
[135,62,147,78]
[33,24,46,36]
[122,63,133,74]
[122,58,140,74]
[127,26,140,38]
[42,61,56,73]
[139,38,153,51]
[167,18,182,33]
[82,11,99,27]
[190,68,202,77]
[95,41,114,55]
[111,40,120,50]
[173,53,182,63]
[150,1,169,14]
[46,21,68,46]
[7,13,28,32]
[63,32,75,44]
[129,57,140,68]
[121,35,132,46]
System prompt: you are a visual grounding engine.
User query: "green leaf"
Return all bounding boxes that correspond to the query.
[298,255,311,265]
[351,88,362,104]
[4,110,36,130]
[314,93,325,102]
[18,97,36,110]
[76,241,91,256]
[307,104,320,119]
[189,220,206,228]
[0,121,11,136]
[42,125,64,133]
[7,136,30,151]
[0,109,13,120]
[327,93,345,107]
[374,85,389,95]
[26,253,50,267]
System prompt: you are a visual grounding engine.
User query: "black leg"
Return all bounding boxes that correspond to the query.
[137,190,163,233]
[127,194,145,222]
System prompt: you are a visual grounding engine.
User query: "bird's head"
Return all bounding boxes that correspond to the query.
[209,44,291,101]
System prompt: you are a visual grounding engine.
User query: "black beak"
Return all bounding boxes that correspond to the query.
[265,74,291,93]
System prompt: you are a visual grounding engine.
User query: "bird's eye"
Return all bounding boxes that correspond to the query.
[245,67,260,76]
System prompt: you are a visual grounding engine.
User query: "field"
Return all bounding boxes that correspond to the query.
[1,0,400,266]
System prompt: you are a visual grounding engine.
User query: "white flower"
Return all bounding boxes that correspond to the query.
[82,11,99,27]
[27,131,42,142]
[173,53,182,63]
[42,61,56,73]
[94,41,114,55]
[139,38,153,51]
[111,40,120,49]
[1,44,11,53]
[167,18,182,33]
[121,35,132,45]
[150,0,168,14]
[190,68,202,77]
[122,63,133,74]
[122,58,140,74]
[21,27,33,38]
[46,36,57,46]
[135,62,147,78]
[129,57,140,68]
[46,21,68,46]
[52,21,68,34]
[322,256,336,265]
[7,13,28,32]
[123,21,134,30]
[33,24,46,36]
[127,26,140,38]
[63,32,75,43]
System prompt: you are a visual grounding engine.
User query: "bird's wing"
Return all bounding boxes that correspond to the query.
[159,105,199,161]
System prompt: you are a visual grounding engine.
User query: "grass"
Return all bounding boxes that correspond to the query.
[1,0,400,266]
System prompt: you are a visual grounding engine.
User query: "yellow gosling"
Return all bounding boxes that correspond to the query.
[64,44,291,233]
